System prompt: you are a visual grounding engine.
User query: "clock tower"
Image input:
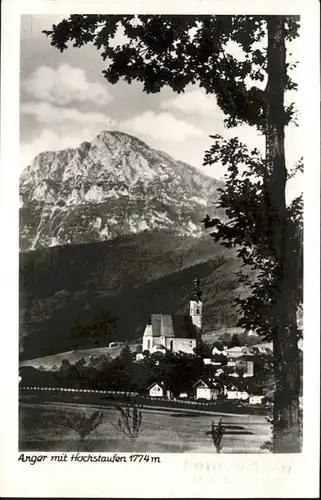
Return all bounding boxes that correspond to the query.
[190,277,203,330]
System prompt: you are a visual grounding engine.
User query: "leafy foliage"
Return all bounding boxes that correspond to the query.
[60,410,103,442]
[202,135,303,342]
[113,401,143,439]
[43,15,299,129]
[20,348,214,395]
[193,341,212,358]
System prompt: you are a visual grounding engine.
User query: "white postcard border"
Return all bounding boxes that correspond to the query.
[0,0,320,497]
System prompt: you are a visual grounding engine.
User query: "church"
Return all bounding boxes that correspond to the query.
[142,278,203,355]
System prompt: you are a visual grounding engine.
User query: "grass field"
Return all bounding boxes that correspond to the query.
[19,344,140,371]
[19,400,270,454]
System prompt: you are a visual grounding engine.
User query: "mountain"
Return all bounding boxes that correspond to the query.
[20,130,224,251]
[19,130,253,361]
[19,230,252,361]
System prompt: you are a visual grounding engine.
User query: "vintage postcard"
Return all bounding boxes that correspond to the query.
[0,0,320,497]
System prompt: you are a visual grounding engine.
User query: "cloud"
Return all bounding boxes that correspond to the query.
[120,111,203,143]
[20,125,115,171]
[20,129,68,169]
[21,101,115,126]
[20,100,117,169]
[23,63,113,106]
[161,89,217,115]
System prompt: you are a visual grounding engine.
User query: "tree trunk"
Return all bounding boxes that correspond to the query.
[265,16,301,453]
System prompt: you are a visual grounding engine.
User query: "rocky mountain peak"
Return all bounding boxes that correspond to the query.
[20,131,222,251]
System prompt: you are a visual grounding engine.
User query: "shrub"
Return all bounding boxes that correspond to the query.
[206,418,225,453]
[113,401,143,439]
[62,410,103,442]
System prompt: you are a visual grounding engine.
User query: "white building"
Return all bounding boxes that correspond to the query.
[227,358,255,377]
[212,346,227,356]
[224,346,249,358]
[189,297,203,330]
[236,358,254,377]
[148,382,165,397]
[193,379,221,400]
[142,282,202,355]
[142,313,200,355]
[249,395,265,405]
[203,359,222,366]
[148,382,172,399]
[225,383,249,400]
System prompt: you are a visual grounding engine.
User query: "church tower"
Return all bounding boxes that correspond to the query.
[190,277,203,330]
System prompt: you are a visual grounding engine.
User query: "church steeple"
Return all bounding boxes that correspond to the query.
[192,277,202,301]
[190,277,203,330]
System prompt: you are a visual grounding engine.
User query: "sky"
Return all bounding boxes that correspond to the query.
[20,15,303,200]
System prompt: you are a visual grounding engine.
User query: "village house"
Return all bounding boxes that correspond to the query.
[224,382,249,400]
[148,382,172,399]
[212,346,228,356]
[142,280,203,355]
[203,358,222,367]
[148,382,165,398]
[203,352,228,367]
[226,357,255,377]
[236,357,254,377]
[249,395,265,405]
[247,343,273,356]
[193,378,221,400]
[223,345,250,358]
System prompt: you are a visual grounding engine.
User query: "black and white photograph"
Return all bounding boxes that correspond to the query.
[17,11,306,455]
[0,0,320,497]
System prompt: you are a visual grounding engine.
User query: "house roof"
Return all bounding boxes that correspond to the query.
[148,381,165,390]
[193,378,221,390]
[212,347,227,356]
[225,378,248,391]
[146,314,199,339]
[225,346,247,353]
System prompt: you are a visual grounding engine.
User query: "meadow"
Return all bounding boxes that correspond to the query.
[19,399,270,454]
